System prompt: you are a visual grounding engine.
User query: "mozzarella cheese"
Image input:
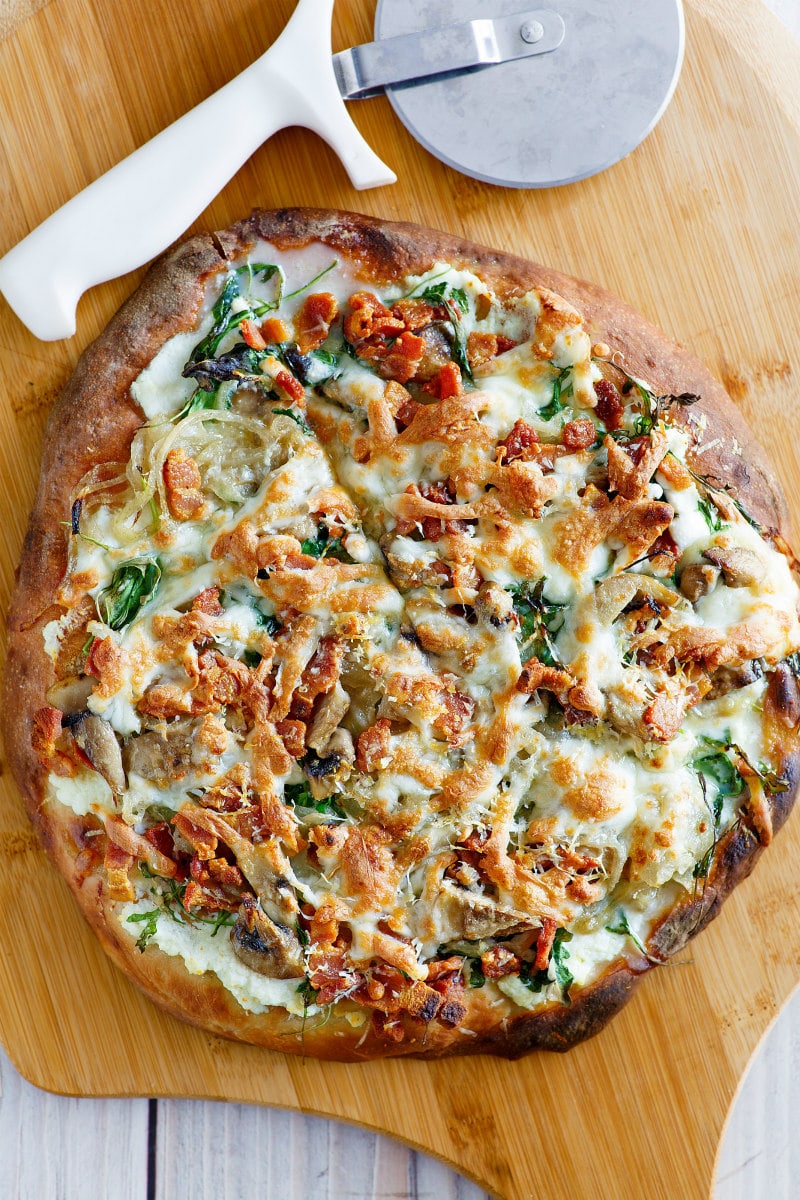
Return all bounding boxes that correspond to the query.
[41,246,800,1038]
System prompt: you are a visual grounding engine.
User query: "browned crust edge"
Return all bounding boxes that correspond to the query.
[3,207,797,1061]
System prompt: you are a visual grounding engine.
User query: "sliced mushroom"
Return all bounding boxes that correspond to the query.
[306,728,355,800]
[66,712,126,794]
[593,573,680,625]
[705,661,763,700]
[46,675,95,714]
[475,581,515,628]
[123,722,196,788]
[435,880,537,942]
[230,898,304,979]
[307,683,350,753]
[679,562,719,601]
[703,545,763,588]
[414,324,452,382]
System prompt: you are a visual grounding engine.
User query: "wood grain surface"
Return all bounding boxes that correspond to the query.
[1,2,799,1199]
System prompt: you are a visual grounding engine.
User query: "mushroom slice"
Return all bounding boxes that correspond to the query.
[230,897,304,979]
[703,545,763,588]
[66,712,126,794]
[46,675,95,715]
[307,683,350,753]
[593,573,681,625]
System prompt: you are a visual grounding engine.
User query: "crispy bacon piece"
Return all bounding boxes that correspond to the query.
[428,971,467,1026]
[163,448,206,521]
[535,918,557,971]
[191,587,224,616]
[104,814,178,878]
[261,317,289,343]
[422,361,463,400]
[295,292,339,353]
[391,298,435,330]
[105,841,135,902]
[85,636,126,698]
[172,810,218,861]
[467,331,516,370]
[308,946,360,1005]
[240,318,267,351]
[480,945,522,979]
[344,292,404,343]
[371,331,427,384]
[593,378,624,429]
[562,419,597,451]
[295,635,345,707]
[274,718,306,759]
[274,368,305,403]
[356,718,392,773]
[497,418,540,464]
[309,901,341,946]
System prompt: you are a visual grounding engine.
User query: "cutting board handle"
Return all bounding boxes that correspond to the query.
[0,0,395,341]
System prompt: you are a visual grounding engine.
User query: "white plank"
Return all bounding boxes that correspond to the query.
[155,1098,491,1200]
[0,1043,149,1199]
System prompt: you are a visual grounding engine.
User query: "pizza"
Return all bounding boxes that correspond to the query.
[5,208,800,1060]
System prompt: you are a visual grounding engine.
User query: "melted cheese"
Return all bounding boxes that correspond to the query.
[43,246,800,1028]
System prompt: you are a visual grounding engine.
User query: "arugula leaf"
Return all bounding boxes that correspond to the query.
[418,281,448,304]
[508,578,566,665]
[284,782,314,807]
[693,751,745,811]
[442,297,474,383]
[300,524,354,562]
[551,928,573,998]
[698,497,724,533]
[126,908,160,952]
[449,286,469,314]
[188,274,241,366]
[539,366,571,421]
[467,960,486,988]
[285,780,346,819]
[606,910,648,956]
[97,557,161,631]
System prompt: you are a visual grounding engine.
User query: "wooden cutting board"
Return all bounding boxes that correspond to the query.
[1,1,799,1197]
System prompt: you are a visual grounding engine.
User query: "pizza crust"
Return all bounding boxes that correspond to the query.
[4,208,799,1060]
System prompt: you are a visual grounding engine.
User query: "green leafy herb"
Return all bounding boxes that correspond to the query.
[519,928,573,1002]
[449,286,469,314]
[285,781,346,819]
[467,960,486,988]
[551,928,574,998]
[126,908,160,952]
[282,260,337,303]
[418,281,448,304]
[97,557,161,631]
[443,297,473,383]
[698,496,724,533]
[508,578,566,665]
[241,649,263,668]
[272,407,312,435]
[539,366,571,421]
[300,524,354,563]
[606,910,648,956]
[693,750,745,815]
[284,782,314,807]
[296,921,310,948]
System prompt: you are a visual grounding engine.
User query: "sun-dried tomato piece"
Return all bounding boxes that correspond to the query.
[497,418,540,463]
[594,378,624,429]
[562,418,597,451]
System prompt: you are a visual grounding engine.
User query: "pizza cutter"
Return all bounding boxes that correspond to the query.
[0,0,683,342]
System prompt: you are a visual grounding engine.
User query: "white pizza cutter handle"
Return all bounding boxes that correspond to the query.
[0,0,395,342]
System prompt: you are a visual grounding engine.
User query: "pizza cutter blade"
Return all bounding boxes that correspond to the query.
[373,0,685,189]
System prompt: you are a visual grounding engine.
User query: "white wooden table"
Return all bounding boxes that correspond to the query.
[1,3,798,1197]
